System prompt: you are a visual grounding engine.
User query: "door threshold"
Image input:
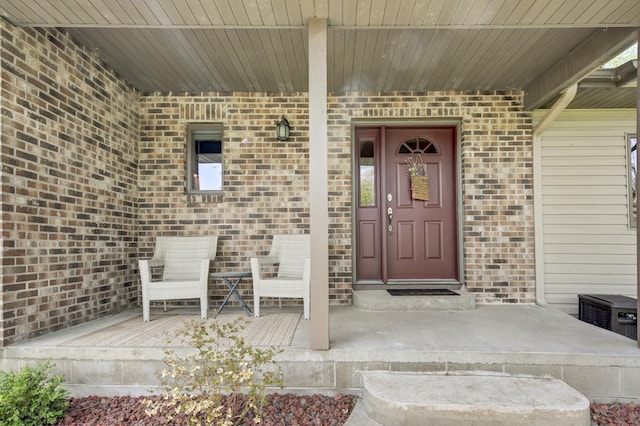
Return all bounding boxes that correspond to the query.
[354,280,463,291]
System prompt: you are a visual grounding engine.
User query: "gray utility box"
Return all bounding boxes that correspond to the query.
[578,294,637,340]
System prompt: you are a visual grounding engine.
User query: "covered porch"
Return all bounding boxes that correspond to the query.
[2,5,640,421]
[2,303,639,403]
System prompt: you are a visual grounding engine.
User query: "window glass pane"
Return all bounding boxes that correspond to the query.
[359,140,375,207]
[629,134,637,227]
[197,163,222,190]
[398,137,439,155]
[424,141,438,153]
[188,124,223,192]
[398,144,411,154]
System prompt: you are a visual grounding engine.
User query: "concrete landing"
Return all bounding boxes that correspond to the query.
[4,305,640,402]
[355,371,591,426]
[353,288,475,311]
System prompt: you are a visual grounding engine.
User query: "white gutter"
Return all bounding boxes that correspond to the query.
[532,83,578,306]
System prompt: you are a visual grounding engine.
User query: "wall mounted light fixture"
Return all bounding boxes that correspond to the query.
[276,116,290,141]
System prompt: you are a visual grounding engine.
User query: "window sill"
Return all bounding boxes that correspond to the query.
[186,192,224,204]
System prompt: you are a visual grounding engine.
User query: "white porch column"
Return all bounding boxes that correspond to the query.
[308,18,329,350]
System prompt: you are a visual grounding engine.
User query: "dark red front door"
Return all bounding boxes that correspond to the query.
[385,127,457,281]
[355,126,458,283]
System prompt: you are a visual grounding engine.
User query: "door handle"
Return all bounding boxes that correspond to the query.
[387,207,393,232]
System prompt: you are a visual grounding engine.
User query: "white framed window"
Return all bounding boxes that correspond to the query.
[186,123,223,193]
[628,133,637,228]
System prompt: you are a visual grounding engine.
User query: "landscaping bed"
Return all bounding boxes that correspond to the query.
[54,396,640,425]
[56,393,357,425]
[591,402,640,425]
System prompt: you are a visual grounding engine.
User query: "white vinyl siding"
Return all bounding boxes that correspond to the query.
[534,109,637,315]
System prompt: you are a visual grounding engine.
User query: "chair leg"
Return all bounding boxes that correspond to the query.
[200,296,207,319]
[254,293,260,317]
[143,298,150,322]
[304,297,310,320]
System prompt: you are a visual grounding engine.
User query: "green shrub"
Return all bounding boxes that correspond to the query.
[145,317,283,426]
[0,360,70,426]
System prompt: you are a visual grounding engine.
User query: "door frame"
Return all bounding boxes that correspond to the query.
[351,119,465,288]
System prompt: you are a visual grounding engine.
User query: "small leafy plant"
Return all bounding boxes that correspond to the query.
[145,317,283,426]
[0,360,70,426]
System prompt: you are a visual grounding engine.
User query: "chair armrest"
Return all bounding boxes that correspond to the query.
[139,259,152,284]
[250,256,279,281]
[139,258,165,281]
[198,258,211,280]
[147,258,165,268]
[303,258,311,280]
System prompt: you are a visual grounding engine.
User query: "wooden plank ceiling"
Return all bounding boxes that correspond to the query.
[1,0,638,109]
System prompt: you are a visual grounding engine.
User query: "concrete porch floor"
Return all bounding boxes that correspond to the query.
[1,303,639,403]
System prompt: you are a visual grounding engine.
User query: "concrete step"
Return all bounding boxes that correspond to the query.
[354,371,591,426]
[353,288,475,311]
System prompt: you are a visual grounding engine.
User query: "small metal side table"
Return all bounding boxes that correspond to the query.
[210,271,253,317]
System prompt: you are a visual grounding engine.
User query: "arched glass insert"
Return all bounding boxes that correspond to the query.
[398,137,439,155]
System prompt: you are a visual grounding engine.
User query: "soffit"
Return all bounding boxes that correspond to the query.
[1,0,638,109]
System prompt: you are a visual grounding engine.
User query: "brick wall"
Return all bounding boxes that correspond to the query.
[1,21,139,345]
[331,92,535,304]
[0,20,535,346]
[140,91,535,308]
[138,94,313,305]
[458,93,535,303]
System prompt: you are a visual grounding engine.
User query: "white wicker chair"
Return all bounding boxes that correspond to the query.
[250,234,310,320]
[138,236,218,322]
